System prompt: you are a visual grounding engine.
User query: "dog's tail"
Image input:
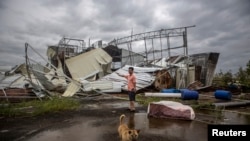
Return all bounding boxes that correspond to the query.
[120,114,125,125]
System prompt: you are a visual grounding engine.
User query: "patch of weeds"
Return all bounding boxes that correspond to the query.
[0,97,80,117]
[136,94,187,106]
[0,103,23,117]
[32,97,80,116]
[191,102,215,110]
[136,94,163,106]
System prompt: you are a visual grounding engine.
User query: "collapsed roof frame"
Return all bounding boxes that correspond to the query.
[108,25,195,64]
[108,25,196,87]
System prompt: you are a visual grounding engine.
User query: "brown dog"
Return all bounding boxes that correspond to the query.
[118,114,140,141]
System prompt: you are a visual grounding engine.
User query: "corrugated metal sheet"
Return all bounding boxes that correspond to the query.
[81,79,123,93]
[32,64,67,92]
[101,82,123,93]
[65,48,112,80]
[82,80,113,91]
[122,65,162,73]
[62,81,81,97]
[100,65,162,91]
[0,73,44,89]
[0,74,23,89]
[8,76,27,88]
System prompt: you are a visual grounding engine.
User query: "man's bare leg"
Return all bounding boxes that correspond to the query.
[130,101,135,111]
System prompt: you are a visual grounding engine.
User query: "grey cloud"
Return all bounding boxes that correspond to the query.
[0,0,249,74]
[40,0,82,7]
[92,0,157,33]
[0,0,7,9]
[166,0,250,40]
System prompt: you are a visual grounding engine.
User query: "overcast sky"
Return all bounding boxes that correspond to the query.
[0,0,249,74]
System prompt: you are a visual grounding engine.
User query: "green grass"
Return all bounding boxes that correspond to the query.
[136,94,216,110]
[0,97,80,117]
[190,102,215,109]
[136,94,160,106]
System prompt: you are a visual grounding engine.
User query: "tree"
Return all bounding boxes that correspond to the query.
[245,60,250,86]
[236,67,247,84]
[222,70,233,86]
[246,60,250,76]
[236,60,250,86]
[213,60,250,87]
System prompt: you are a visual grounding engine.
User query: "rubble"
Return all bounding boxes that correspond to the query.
[0,41,220,102]
[0,28,223,103]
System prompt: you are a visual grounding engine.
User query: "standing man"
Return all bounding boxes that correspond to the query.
[117,67,137,112]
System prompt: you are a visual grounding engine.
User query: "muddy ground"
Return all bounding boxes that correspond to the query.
[1,93,250,141]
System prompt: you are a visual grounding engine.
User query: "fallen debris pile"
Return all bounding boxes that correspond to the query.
[0,34,222,103]
[0,41,174,102]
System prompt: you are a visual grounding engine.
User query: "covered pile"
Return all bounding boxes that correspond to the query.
[147,101,195,120]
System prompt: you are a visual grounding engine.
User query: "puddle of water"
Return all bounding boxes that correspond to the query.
[25,103,250,141]
[26,113,208,141]
[195,106,250,124]
[25,117,116,141]
[83,101,142,109]
[134,113,207,141]
[221,107,250,124]
[222,112,250,124]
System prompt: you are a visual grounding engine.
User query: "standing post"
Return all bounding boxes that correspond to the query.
[159,30,163,66]
[166,34,171,68]
[144,38,148,65]
[183,27,189,86]
[130,28,134,65]
[167,34,171,59]
[63,38,66,73]
[151,39,155,64]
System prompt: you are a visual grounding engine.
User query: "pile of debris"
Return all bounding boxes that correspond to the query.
[0,43,173,103]
[0,35,221,103]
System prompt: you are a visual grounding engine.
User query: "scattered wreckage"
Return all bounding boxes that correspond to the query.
[0,43,174,102]
[0,31,221,103]
[2,27,250,123]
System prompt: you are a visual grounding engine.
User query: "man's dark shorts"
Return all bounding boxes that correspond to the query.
[128,91,136,101]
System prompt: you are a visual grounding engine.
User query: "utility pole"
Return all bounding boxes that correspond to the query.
[183,27,189,87]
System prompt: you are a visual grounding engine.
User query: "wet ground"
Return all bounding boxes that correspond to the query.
[1,96,250,141]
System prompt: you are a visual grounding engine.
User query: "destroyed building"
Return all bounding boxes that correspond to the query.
[0,26,221,102]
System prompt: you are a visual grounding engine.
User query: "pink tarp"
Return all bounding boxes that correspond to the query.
[147,101,195,120]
